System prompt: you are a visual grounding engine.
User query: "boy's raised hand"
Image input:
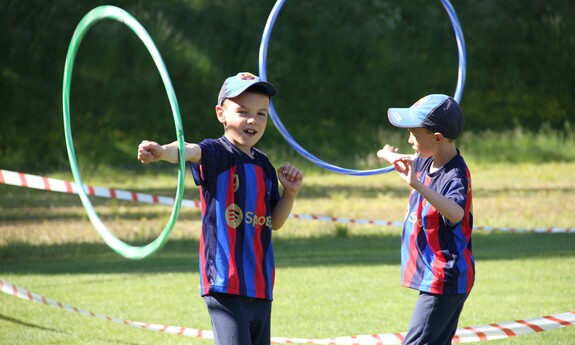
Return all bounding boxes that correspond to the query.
[377,144,405,164]
[137,140,163,164]
[393,156,417,186]
[277,162,304,195]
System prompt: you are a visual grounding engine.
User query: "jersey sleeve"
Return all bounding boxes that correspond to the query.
[253,148,281,210]
[269,166,281,210]
[188,139,218,186]
[442,172,470,226]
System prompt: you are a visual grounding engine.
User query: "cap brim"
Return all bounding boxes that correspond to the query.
[227,81,277,99]
[387,108,425,128]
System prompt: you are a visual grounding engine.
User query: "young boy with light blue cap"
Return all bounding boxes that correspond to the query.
[377,94,475,345]
[138,72,304,345]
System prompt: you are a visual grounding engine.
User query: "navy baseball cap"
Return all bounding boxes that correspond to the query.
[217,72,277,105]
[387,94,465,139]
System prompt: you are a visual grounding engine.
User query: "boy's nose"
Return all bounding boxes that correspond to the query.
[247,116,257,124]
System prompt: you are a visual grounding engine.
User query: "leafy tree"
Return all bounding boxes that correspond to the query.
[1,0,573,171]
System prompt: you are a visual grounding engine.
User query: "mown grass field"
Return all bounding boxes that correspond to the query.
[1,152,575,344]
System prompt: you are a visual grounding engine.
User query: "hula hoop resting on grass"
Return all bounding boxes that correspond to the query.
[62,5,186,259]
[258,0,467,176]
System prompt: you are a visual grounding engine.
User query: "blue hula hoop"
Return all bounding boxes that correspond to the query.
[259,0,467,176]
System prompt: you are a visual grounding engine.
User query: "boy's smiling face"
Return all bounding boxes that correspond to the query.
[216,91,270,156]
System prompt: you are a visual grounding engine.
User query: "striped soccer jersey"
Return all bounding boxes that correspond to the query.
[400,152,475,295]
[189,137,280,300]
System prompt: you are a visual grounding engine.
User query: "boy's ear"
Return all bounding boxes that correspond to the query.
[215,105,226,124]
[434,132,445,143]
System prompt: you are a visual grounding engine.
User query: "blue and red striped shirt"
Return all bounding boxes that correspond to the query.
[189,137,280,300]
[400,151,475,295]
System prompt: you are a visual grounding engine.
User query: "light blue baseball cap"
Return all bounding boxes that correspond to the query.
[218,72,276,105]
[387,94,464,139]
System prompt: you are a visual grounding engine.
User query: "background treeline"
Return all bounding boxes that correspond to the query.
[1,0,574,172]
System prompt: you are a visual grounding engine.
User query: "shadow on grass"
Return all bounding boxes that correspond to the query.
[0,313,65,333]
[1,232,574,275]
[0,313,141,345]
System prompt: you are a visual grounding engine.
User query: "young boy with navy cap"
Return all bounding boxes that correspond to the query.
[377,94,475,345]
[138,72,304,345]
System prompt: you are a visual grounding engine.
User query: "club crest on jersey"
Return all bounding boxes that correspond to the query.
[239,73,256,80]
[422,198,429,209]
[233,174,239,192]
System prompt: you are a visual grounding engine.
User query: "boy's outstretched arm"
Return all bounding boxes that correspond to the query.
[138,140,201,164]
[271,162,304,230]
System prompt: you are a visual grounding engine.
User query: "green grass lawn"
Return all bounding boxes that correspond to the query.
[1,161,574,344]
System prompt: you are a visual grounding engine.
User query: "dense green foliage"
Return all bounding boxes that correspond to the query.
[1,0,574,171]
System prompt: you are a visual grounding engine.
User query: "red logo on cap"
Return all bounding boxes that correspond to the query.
[239,73,256,80]
[412,96,429,108]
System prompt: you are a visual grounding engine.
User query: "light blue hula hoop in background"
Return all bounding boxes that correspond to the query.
[259,0,467,176]
[62,6,186,259]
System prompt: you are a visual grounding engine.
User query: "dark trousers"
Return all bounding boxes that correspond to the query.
[403,291,469,345]
[204,293,272,345]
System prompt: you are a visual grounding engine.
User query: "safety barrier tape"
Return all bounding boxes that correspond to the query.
[1,168,574,233]
[0,279,213,340]
[1,279,573,343]
[0,168,199,209]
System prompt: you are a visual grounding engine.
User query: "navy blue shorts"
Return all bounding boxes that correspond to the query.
[204,293,272,345]
[403,292,469,345]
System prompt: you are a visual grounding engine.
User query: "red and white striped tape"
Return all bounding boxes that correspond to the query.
[1,168,573,233]
[1,279,573,343]
[0,279,213,339]
[0,168,199,209]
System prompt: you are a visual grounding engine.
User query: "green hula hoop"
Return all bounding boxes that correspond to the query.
[62,5,186,260]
